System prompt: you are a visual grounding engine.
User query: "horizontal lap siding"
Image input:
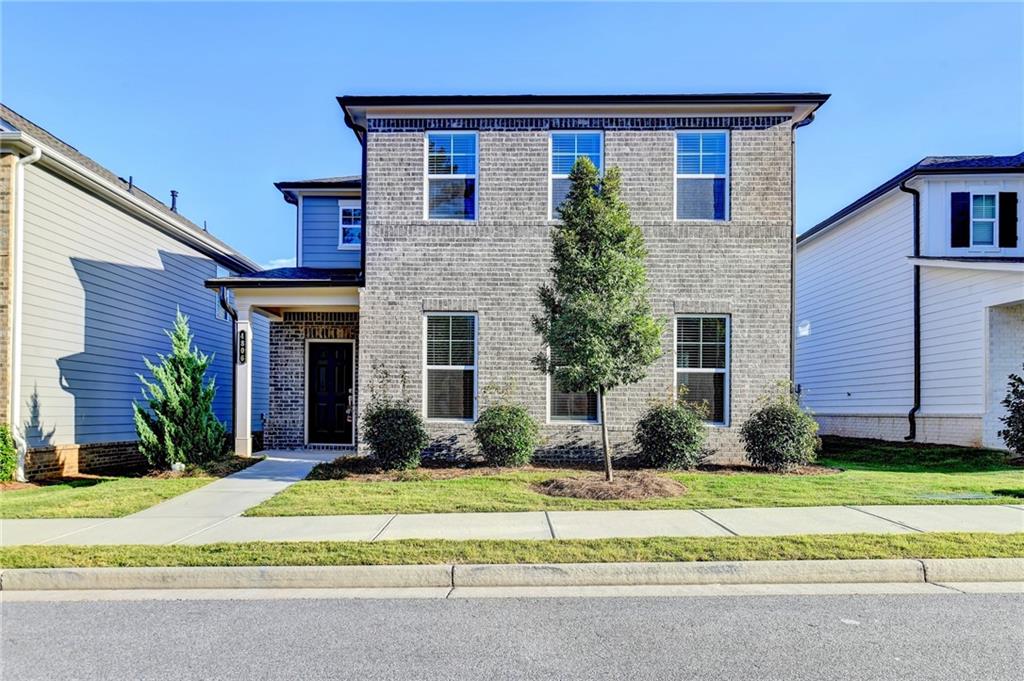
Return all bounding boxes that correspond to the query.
[795,192,914,414]
[19,165,240,447]
[301,196,359,268]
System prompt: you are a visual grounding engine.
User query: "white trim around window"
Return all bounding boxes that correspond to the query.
[969,191,998,249]
[337,199,362,250]
[674,130,730,222]
[422,312,479,422]
[424,131,479,221]
[548,131,604,221]
[674,314,731,426]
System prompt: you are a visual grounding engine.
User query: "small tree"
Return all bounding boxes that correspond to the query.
[133,310,227,469]
[533,158,663,481]
[998,366,1024,455]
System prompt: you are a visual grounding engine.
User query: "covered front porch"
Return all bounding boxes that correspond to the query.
[208,268,362,457]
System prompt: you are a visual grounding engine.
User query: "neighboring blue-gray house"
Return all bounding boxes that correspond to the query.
[0,104,268,479]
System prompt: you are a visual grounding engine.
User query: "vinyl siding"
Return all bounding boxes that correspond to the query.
[19,163,267,447]
[795,191,915,414]
[920,175,1024,258]
[919,265,1024,414]
[300,196,360,269]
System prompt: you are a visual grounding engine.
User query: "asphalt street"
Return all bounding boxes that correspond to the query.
[2,592,1022,680]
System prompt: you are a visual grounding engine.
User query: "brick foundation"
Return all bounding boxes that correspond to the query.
[815,414,984,448]
[24,440,144,479]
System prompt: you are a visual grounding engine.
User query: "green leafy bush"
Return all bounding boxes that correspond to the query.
[474,404,539,467]
[133,310,227,469]
[0,424,16,482]
[999,366,1024,455]
[362,364,428,470]
[634,399,708,470]
[740,385,820,472]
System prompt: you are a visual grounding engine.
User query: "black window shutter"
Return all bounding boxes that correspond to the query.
[998,192,1018,248]
[950,192,970,248]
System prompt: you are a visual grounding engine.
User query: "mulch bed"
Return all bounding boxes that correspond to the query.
[533,472,687,500]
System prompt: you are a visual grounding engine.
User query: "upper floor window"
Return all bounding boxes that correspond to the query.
[971,194,996,247]
[338,200,362,249]
[550,132,602,218]
[676,131,729,221]
[676,315,730,425]
[424,313,477,421]
[426,132,477,220]
[951,191,1019,250]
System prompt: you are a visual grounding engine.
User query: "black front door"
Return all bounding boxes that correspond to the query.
[308,342,354,444]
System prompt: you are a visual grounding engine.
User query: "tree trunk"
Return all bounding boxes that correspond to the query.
[600,387,613,482]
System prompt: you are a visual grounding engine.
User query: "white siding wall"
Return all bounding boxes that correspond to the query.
[919,265,1024,416]
[795,191,914,415]
[920,175,1024,258]
[20,164,266,447]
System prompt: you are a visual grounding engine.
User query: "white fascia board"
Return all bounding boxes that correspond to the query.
[908,258,1024,273]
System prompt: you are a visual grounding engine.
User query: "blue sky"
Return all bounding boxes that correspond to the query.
[3,2,1021,268]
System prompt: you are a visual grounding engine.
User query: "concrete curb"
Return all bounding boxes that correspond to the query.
[2,559,1022,591]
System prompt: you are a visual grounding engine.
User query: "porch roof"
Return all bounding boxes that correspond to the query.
[205,266,364,289]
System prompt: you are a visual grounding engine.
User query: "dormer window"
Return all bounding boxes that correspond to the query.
[971,194,996,247]
[338,200,362,250]
[951,191,1018,250]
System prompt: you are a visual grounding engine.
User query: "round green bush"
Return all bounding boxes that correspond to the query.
[740,390,820,472]
[634,401,708,470]
[474,404,539,467]
[363,401,428,471]
[0,424,16,482]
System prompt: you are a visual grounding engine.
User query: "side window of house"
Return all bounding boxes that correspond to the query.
[425,313,477,420]
[550,132,602,219]
[676,315,729,424]
[549,351,599,423]
[426,132,477,220]
[950,191,1018,249]
[676,131,729,220]
[338,200,362,249]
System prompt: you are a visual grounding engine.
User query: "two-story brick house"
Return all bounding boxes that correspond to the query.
[211,93,829,461]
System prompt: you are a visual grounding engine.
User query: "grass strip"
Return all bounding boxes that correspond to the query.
[2,532,1021,569]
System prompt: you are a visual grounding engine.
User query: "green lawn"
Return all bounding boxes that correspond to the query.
[2,532,1021,569]
[246,438,1024,517]
[0,457,261,519]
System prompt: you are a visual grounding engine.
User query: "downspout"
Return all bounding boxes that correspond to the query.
[790,113,815,389]
[898,179,921,440]
[357,123,368,280]
[219,286,238,442]
[11,146,43,482]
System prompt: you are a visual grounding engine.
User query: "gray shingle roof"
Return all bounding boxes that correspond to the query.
[0,103,258,272]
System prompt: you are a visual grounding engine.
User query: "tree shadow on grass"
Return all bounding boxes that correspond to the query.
[817,436,1021,474]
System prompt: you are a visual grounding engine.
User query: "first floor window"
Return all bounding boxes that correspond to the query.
[676,131,729,220]
[426,132,477,220]
[971,193,996,246]
[338,201,362,248]
[425,313,477,420]
[676,315,729,424]
[549,369,599,423]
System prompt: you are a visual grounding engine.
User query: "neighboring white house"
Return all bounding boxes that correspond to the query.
[796,152,1023,449]
[0,104,269,479]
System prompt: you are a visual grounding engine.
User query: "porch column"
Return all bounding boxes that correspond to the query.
[234,304,253,457]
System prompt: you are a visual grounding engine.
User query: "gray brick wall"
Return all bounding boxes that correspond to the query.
[266,311,359,449]
[358,121,795,462]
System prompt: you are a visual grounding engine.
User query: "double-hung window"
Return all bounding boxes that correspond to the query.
[338,200,362,249]
[426,132,477,220]
[424,313,477,420]
[676,316,730,424]
[971,193,997,247]
[676,131,729,220]
[550,132,602,218]
[549,352,599,423]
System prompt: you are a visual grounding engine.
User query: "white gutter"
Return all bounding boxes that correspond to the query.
[12,145,42,481]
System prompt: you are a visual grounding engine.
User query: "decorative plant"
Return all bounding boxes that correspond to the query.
[998,365,1024,455]
[362,363,428,470]
[533,157,663,482]
[634,392,709,470]
[474,381,540,467]
[0,425,16,482]
[133,310,227,469]
[740,383,820,472]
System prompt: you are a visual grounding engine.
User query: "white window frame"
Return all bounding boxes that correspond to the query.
[674,130,730,222]
[545,355,601,425]
[548,131,604,221]
[424,131,479,221]
[337,199,362,250]
[969,191,999,250]
[422,312,479,423]
[674,314,730,426]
